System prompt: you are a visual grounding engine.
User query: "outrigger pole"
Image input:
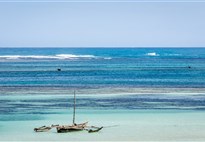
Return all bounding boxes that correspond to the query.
[73,90,76,125]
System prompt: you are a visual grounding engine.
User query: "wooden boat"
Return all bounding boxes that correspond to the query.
[56,91,88,133]
[34,90,102,133]
[56,122,88,133]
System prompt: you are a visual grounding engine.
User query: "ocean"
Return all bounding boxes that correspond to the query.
[1,48,205,87]
[0,48,205,141]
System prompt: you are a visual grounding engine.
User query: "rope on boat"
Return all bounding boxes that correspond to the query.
[85,124,119,129]
[102,125,119,128]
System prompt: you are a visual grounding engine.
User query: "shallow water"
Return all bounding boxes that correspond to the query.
[1,109,205,141]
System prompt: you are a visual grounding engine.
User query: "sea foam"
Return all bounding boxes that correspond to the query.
[0,54,98,60]
[146,52,159,56]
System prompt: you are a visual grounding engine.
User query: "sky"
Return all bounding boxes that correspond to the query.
[0,0,205,47]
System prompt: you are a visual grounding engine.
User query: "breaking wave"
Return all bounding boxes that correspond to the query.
[0,54,103,60]
[146,52,159,56]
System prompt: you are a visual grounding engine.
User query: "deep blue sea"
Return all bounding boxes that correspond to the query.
[0,48,205,119]
[0,48,205,88]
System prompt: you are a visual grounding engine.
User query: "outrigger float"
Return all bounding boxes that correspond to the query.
[34,91,103,133]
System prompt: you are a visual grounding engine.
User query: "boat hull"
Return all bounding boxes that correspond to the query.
[57,127,84,133]
[56,122,88,133]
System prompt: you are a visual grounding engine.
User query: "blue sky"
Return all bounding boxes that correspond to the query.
[0,0,205,47]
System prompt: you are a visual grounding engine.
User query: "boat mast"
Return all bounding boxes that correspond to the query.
[73,90,76,124]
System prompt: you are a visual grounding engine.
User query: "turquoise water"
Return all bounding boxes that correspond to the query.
[0,48,205,120]
[0,48,205,141]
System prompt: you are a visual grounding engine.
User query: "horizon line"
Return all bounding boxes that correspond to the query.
[1,0,205,2]
[0,47,205,48]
